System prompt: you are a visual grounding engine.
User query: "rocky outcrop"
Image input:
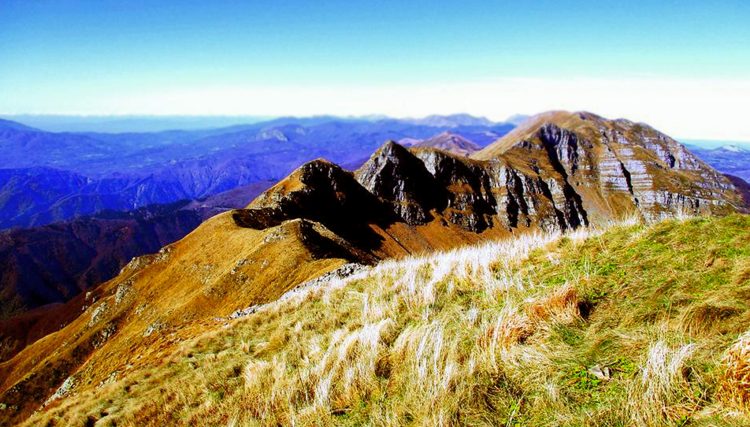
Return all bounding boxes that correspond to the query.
[475,111,743,221]
[354,142,447,225]
[238,159,396,250]
[234,111,743,249]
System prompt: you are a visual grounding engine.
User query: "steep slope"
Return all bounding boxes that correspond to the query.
[473,111,743,221]
[410,131,481,156]
[237,155,500,258]
[0,201,204,314]
[21,215,750,426]
[725,174,750,207]
[0,211,367,424]
[0,181,275,366]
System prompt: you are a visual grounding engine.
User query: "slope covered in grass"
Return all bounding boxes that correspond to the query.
[29,215,750,426]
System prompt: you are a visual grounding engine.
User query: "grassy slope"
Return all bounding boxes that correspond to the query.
[29,215,750,426]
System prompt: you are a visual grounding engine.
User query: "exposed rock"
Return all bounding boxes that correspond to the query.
[228,305,260,320]
[93,323,117,348]
[143,321,165,337]
[233,160,400,256]
[115,281,133,305]
[355,141,446,225]
[88,302,109,327]
[226,262,367,320]
[97,371,118,388]
[233,112,741,245]
[474,111,742,222]
[589,365,611,381]
[43,375,77,407]
[295,262,367,289]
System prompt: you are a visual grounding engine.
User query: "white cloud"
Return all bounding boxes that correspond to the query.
[18,77,750,141]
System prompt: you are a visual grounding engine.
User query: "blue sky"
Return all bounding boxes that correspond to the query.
[1,1,749,139]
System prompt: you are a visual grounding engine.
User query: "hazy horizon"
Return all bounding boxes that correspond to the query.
[2,1,749,140]
[3,113,750,148]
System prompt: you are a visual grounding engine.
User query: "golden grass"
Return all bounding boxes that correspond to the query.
[22,214,750,426]
[718,331,750,411]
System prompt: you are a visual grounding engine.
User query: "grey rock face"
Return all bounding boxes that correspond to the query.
[357,141,588,233]
[236,113,742,241]
[354,142,446,225]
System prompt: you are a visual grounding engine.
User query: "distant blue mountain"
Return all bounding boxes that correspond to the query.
[0,115,514,229]
[0,118,39,132]
[688,144,750,183]
[2,115,271,133]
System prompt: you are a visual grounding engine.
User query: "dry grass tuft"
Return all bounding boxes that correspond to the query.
[478,304,533,351]
[627,340,699,425]
[718,331,750,411]
[525,282,581,325]
[239,339,251,354]
[732,258,750,286]
[680,303,740,336]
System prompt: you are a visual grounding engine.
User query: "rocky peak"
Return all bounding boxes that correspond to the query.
[235,159,394,248]
[354,141,446,225]
[412,131,481,157]
[474,111,744,219]
[235,112,743,254]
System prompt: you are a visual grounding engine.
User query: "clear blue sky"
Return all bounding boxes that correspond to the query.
[1,1,749,138]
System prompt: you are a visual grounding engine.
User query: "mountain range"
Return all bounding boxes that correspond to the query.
[400,131,482,156]
[0,115,510,317]
[0,116,514,230]
[686,144,750,183]
[1,113,747,318]
[0,111,746,425]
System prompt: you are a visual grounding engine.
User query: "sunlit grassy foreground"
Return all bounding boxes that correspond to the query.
[32,215,750,426]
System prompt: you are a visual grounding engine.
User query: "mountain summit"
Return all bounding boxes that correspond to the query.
[411,131,481,156]
[474,111,742,219]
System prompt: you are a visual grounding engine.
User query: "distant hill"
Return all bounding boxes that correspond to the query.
[688,144,750,182]
[0,118,38,132]
[410,131,481,156]
[505,113,531,125]
[405,113,496,128]
[1,115,271,133]
[0,181,273,317]
[0,115,514,229]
